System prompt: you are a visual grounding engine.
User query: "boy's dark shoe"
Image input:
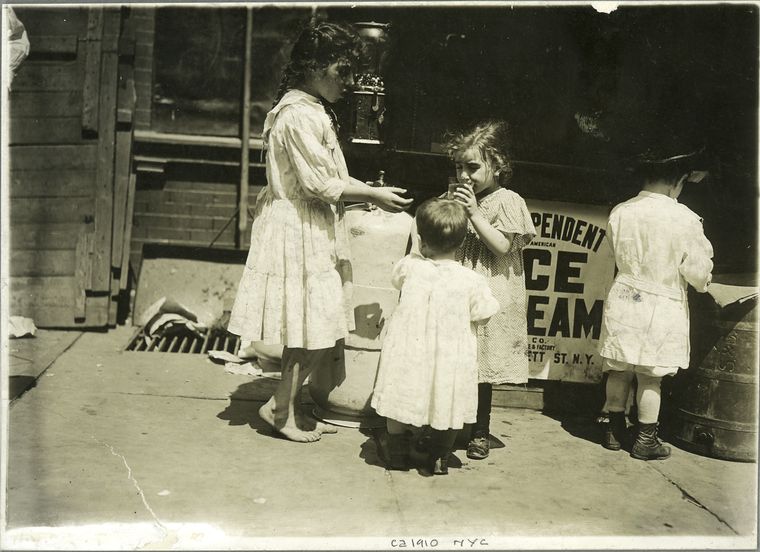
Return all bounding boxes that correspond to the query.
[631,422,671,460]
[466,436,490,460]
[602,412,629,451]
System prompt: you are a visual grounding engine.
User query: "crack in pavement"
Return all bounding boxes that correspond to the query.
[385,469,410,533]
[96,438,181,550]
[648,464,739,535]
[376,432,409,532]
[111,391,231,401]
[42,408,177,547]
[104,442,167,531]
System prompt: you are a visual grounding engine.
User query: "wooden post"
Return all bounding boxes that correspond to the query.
[81,8,103,135]
[89,8,120,300]
[237,7,253,249]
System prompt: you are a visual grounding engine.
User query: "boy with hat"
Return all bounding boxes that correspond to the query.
[598,145,714,460]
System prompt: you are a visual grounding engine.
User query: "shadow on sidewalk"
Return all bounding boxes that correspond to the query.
[217,379,329,439]
[216,396,270,434]
[542,411,603,447]
[359,428,467,474]
[9,376,37,402]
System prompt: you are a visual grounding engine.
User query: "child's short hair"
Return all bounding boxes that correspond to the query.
[445,120,514,184]
[415,198,468,255]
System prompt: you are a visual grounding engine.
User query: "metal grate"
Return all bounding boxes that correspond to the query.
[125,327,241,355]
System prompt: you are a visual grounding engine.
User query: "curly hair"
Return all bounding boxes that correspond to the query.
[444,120,514,185]
[273,22,363,106]
[415,198,468,255]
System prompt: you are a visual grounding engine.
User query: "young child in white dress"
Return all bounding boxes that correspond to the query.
[371,198,500,475]
[227,23,411,443]
[599,148,713,460]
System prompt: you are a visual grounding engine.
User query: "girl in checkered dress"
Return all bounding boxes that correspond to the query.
[447,120,536,460]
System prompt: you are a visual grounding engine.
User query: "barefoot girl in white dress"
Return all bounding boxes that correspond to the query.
[227,22,412,443]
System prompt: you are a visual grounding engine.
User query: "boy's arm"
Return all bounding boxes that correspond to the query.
[679,219,714,292]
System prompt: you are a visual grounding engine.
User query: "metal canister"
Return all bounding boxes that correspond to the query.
[667,278,758,462]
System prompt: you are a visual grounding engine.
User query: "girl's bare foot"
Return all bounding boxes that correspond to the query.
[297,412,338,435]
[258,403,321,443]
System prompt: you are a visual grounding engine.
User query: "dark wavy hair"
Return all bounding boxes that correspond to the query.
[415,198,468,255]
[445,120,514,185]
[273,22,363,106]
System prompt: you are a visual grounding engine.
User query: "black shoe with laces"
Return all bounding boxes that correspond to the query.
[602,412,628,451]
[631,422,671,460]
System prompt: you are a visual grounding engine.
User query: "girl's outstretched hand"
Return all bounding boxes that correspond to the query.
[452,185,478,218]
[372,187,413,213]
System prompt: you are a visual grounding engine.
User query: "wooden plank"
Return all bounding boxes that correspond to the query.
[81,7,103,134]
[74,229,93,317]
[10,117,86,145]
[27,34,79,55]
[108,274,120,326]
[8,91,82,118]
[9,144,98,170]
[10,223,84,250]
[102,8,121,52]
[112,61,136,273]
[111,129,132,278]
[85,295,110,327]
[9,169,94,198]
[11,60,82,91]
[8,296,108,327]
[8,274,103,328]
[10,276,79,309]
[9,305,86,327]
[120,171,137,292]
[10,250,77,277]
[89,49,119,293]
[10,197,94,224]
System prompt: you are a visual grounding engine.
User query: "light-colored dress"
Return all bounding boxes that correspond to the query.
[227,90,354,350]
[456,187,536,384]
[599,191,713,374]
[371,254,500,430]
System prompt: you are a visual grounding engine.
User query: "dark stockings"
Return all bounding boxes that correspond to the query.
[472,382,493,438]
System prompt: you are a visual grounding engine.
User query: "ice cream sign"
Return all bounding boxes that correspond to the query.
[523,200,615,383]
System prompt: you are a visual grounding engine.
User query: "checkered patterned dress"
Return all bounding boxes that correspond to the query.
[455,188,536,384]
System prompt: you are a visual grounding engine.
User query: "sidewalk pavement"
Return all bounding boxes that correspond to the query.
[2,327,757,550]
